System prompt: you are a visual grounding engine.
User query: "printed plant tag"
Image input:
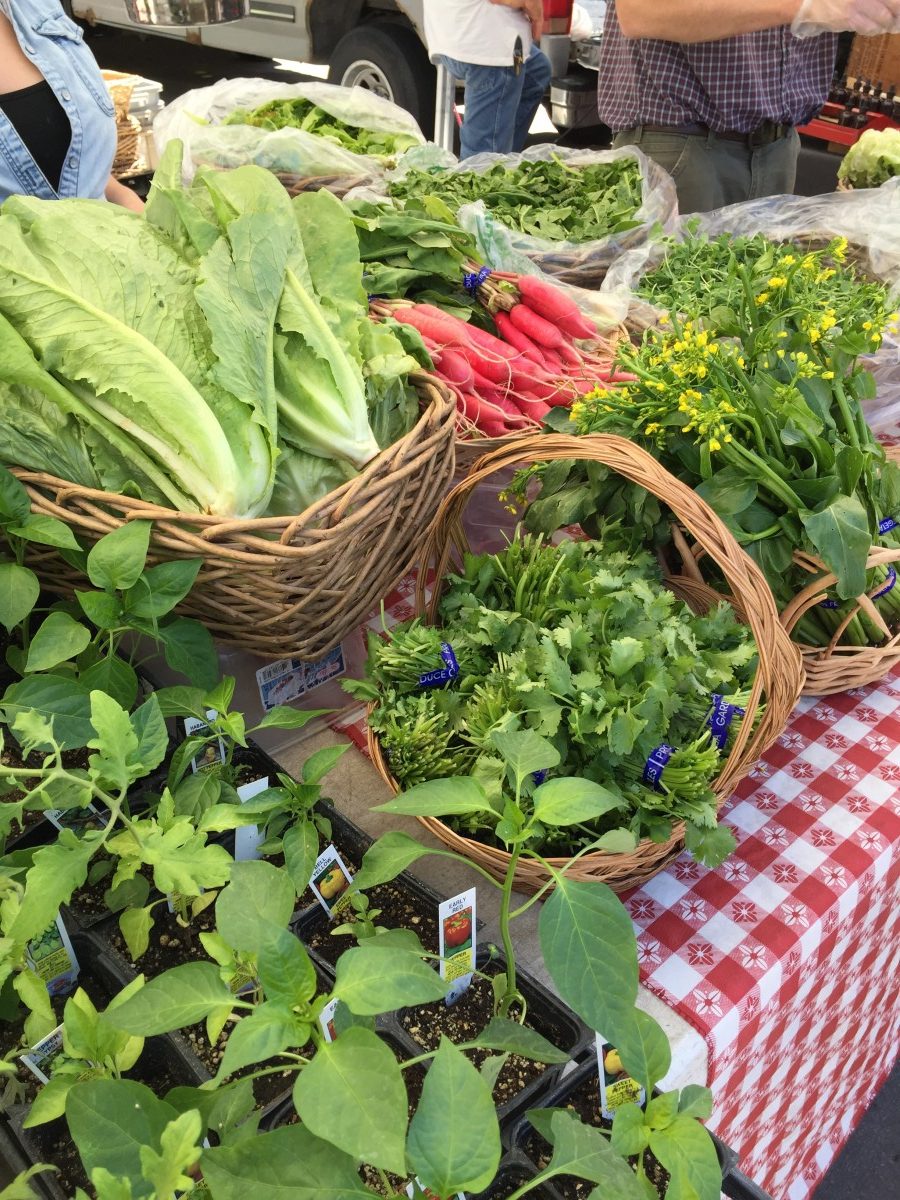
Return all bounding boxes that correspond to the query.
[44,803,105,834]
[319,997,340,1043]
[256,646,346,712]
[184,710,227,774]
[596,1032,644,1119]
[439,888,476,1006]
[234,776,269,862]
[20,1024,75,1085]
[309,845,353,918]
[406,1180,465,1200]
[26,915,79,998]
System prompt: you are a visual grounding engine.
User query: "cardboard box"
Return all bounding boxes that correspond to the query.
[847,33,900,89]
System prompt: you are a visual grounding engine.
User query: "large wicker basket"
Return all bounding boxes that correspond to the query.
[14,375,456,661]
[367,435,804,894]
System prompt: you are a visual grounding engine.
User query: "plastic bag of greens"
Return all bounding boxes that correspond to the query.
[388,144,678,290]
[153,78,425,186]
[838,128,900,190]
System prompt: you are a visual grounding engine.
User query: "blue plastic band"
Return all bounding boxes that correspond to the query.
[873,565,897,600]
[463,265,492,295]
[819,597,841,609]
[708,694,746,751]
[643,744,674,792]
[879,516,898,535]
[417,642,461,689]
[532,769,548,787]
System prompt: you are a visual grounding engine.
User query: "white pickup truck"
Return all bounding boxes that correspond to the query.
[72,0,605,138]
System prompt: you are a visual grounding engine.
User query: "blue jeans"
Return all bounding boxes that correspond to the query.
[437,47,552,159]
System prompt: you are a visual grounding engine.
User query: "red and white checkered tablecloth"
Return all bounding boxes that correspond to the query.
[331,577,900,1200]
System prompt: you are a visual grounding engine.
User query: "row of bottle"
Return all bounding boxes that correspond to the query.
[828,76,900,127]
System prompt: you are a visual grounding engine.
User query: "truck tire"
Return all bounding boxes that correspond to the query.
[328,20,436,139]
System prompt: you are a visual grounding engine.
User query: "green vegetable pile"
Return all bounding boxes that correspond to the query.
[388,156,643,243]
[349,530,759,867]
[224,97,420,160]
[0,141,420,519]
[838,128,900,189]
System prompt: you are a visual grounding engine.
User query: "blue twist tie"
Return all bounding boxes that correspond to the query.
[463,265,492,295]
[643,744,674,792]
[417,643,461,689]
[707,694,746,751]
[879,516,898,535]
[532,769,548,787]
[873,565,897,601]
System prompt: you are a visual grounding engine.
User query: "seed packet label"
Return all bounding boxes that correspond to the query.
[44,803,105,834]
[319,997,340,1043]
[596,1032,644,1120]
[256,646,346,712]
[406,1179,465,1200]
[20,1024,73,1085]
[439,888,476,1006]
[309,845,353,918]
[184,710,227,774]
[234,776,269,862]
[26,915,79,998]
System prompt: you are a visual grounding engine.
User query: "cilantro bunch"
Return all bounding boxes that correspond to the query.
[224,98,420,160]
[349,531,760,867]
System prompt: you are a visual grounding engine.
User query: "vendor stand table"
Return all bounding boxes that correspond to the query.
[334,576,900,1200]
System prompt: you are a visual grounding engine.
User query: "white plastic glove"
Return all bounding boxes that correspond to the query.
[792,0,900,37]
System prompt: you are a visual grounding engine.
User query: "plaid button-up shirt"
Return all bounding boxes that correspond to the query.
[597,2,837,134]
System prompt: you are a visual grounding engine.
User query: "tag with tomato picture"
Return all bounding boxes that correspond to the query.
[596,1032,644,1120]
[26,915,79,998]
[319,997,340,1043]
[309,845,354,918]
[439,888,476,1005]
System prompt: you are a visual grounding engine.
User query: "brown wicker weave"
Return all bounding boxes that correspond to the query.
[367,434,804,894]
[14,375,456,661]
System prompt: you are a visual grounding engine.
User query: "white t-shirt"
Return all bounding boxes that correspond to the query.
[423,0,533,68]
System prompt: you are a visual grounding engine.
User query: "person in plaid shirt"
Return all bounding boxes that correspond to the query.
[598,0,900,212]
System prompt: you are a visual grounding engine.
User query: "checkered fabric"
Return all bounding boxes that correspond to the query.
[332,581,900,1200]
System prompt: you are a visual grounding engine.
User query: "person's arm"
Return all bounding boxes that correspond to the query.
[489,0,544,40]
[615,0,899,41]
[104,175,144,212]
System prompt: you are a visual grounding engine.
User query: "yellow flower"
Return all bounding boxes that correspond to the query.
[645,422,661,434]
[709,438,721,452]
[767,275,788,289]
[821,371,834,380]
[809,329,821,343]
[863,321,873,331]
[658,312,670,324]
[795,351,809,364]
[816,268,836,283]
[777,331,788,339]
[756,292,770,305]
[831,236,848,262]
[779,254,796,267]
[776,349,786,358]
[724,434,733,443]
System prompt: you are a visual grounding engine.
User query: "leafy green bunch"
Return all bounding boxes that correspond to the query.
[567,234,900,647]
[350,531,758,866]
[388,156,643,243]
[224,97,420,160]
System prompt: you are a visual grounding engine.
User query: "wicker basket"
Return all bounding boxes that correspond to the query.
[366,434,804,894]
[14,375,456,661]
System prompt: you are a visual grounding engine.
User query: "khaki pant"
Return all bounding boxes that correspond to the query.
[613,126,801,214]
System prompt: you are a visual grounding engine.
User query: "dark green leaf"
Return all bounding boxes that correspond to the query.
[334,942,449,1015]
[24,612,91,674]
[649,1115,722,1200]
[101,963,236,1034]
[467,1016,570,1064]
[800,495,871,600]
[79,656,139,711]
[354,830,434,891]
[532,778,624,827]
[0,563,39,632]
[282,820,321,896]
[216,1002,299,1082]
[158,618,219,690]
[216,860,296,953]
[202,1124,372,1200]
[374,776,495,818]
[86,523,152,592]
[125,559,202,619]
[1,674,93,749]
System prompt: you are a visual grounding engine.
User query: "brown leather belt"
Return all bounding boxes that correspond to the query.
[635,120,792,149]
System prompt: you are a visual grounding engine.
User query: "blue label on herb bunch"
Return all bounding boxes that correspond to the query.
[819,597,841,610]
[531,769,548,787]
[642,744,674,792]
[878,516,898,535]
[417,642,460,689]
[463,265,492,295]
[873,565,897,600]
[707,694,746,751]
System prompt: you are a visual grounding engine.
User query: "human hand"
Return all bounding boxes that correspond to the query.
[523,0,544,40]
[792,0,900,36]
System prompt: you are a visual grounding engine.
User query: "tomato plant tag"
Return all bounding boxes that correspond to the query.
[596,1032,644,1120]
[184,710,227,774]
[407,1178,465,1200]
[256,646,346,711]
[309,845,354,919]
[44,803,104,835]
[439,888,476,1006]
[20,1023,78,1085]
[319,997,340,1043]
[26,914,79,999]
[234,776,269,862]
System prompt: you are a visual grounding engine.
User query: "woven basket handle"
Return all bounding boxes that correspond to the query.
[415,433,803,781]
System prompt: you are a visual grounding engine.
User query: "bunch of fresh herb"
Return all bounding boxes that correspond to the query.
[388,156,643,243]
[224,97,420,160]
[348,530,759,866]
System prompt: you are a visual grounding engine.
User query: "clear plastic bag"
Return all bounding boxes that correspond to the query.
[153,78,425,185]
[447,144,678,289]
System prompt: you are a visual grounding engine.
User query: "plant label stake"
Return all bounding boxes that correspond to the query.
[308,845,354,919]
[439,888,476,1006]
[44,803,104,834]
[234,776,269,862]
[319,997,340,1043]
[184,710,227,774]
[26,914,79,998]
[256,646,346,712]
[20,1024,81,1085]
[595,1032,644,1120]
[407,1179,465,1200]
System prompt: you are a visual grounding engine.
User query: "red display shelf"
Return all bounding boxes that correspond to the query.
[798,101,899,147]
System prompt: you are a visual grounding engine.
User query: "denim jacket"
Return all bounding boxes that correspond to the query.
[0,0,116,201]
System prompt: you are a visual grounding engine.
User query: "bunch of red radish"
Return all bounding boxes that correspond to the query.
[371,274,633,440]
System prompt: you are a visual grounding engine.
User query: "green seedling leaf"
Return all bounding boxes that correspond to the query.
[86,522,152,592]
[76,590,121,630]
[468,1016,570,1064]
[2,673,93,750]
[0,1164,59,1199]
[24,1074,79,1127]
[407,1037,501,1195]
[678,1084,713,1120]
[139,1109,203,1198]
[539,877,638,1041]
[800,495,871,600]
[255,706,330,731]
[216,860,296,953]
[535,1108,647,1197]
[532,778,624,827]
[11,832,98,943]
[165,1077,257,1141]
[87,691,139,791]
[216,1002,299,1082]
[294,1027,407,1174]
[79,657,139,712]
[354,830,434,890]
[649,1115,722,1200]
[490,729,560,788]
[374,776,496,818]
[9,513,81,550]
[101,963,236,1034]
[158,619,219,691]
[610,1103,650,1158]
[129,694,169,775]
[202,1124,373,1200]
[125,560,202,619]
[257,925,317,1008]
[24,612,91,674]
[0,562,39,632]
[615,1009,672,1096]
[301,743,349,784]
[283,820,320,897]
[0,468,33,523]
[151,685,208,720]
[334,942,449,1014]
[119,907,153,962]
